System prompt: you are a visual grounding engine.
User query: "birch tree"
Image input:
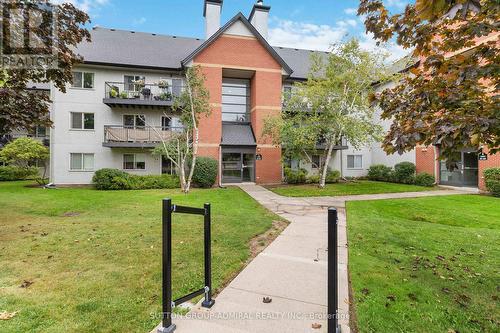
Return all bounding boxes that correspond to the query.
[151,66,210,193]
[264,39,388,188]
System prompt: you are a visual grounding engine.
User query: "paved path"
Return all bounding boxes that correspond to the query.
[153,186,468,333]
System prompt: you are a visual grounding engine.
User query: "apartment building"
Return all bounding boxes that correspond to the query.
[46,0,401,185]
[48,0,498,188]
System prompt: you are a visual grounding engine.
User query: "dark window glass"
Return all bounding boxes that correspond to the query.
[84,113,94,129]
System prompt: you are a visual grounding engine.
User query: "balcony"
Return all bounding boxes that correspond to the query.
[103,125,183,148]
[103,81,184,109]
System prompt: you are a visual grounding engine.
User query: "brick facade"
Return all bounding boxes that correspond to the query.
[193,34,283,184]
[416,144,500,190]
[416,146,437,178]
[478,147,500,191]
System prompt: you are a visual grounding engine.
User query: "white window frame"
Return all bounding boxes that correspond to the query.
[347,155,363,169]
[70,153,94,171]
[124,75,146,92]
[123,114,146,129]
[70,112,95,130]
[71,71,94,89]
[123,153,146,170]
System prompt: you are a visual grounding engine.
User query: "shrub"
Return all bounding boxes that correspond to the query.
[93,169,180,190]
[306,174,320,184]
[367,164,392,181]
[483,168,500,197]
[92,168,130,190]
[393,162,416,184]
[284,168,307,184]
[128,174,180,190]
[326,169,341,183]
[414,172,435,187]
[0,165,38,181]
[0,138,49,184]
[192,157,218,188]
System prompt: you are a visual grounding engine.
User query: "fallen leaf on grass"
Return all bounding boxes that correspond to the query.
[361,288,370,296]
[408,293,418,301]
[387,295,396,302]
[20,280,33,288]
[0,311,17,320]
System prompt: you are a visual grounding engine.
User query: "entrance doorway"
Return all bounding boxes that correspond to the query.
[222,150,255,183]
[439,149,478,187]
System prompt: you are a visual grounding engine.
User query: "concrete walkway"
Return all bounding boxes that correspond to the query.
[153,186,468,333]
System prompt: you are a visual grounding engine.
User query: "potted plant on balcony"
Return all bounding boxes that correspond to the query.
[159,92,172,101]
[119,91,128,99]
[109,86,119,98]
[132,78,145,89]
[158,80,169,89]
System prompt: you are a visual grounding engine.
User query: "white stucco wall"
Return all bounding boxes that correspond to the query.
[50,65,182,184]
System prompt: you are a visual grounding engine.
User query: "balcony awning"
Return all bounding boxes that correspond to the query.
[221,123,256,146]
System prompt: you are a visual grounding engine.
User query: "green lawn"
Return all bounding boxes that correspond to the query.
[267,180,435,197]
[347,195,499,333]
[0,181,281,333]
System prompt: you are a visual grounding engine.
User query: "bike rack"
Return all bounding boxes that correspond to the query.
[158,198,215,333]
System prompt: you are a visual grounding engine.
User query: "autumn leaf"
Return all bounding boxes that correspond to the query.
[0,311,17,320]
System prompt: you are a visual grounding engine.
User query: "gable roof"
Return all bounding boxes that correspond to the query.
[75,27,326,79]
[77,27,204,70]
[181,13,293,75]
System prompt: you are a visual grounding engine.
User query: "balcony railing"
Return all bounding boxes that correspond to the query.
[103,125,183,148]
[103,81,184,108]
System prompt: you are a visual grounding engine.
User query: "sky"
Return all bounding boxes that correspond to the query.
[57,0,412,62]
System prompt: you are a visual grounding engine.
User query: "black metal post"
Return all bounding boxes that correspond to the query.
[202,203,215,308]
[328,207,340,333]
[159,199,176,333]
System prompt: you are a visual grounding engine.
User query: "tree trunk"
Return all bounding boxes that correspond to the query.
[185,127,199,193]
[319,142,335,188]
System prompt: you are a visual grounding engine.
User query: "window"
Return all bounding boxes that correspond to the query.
[123,115,145,129]
[71,112,94,130]
[33,126,47,137]
[124,75,145,91]
[71,72,94,89]
[283,86,292,104]
[161,116,171,130]
[311,155,323,169]
[70,153,94,171]
[347,155,363,169]
[123,154,146,170]
[222,78,250,122]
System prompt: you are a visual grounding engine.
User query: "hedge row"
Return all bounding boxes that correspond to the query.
[368,162,435,187]
[92,157,218,190]
[284,167,340,185]
[93,169,180,190]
